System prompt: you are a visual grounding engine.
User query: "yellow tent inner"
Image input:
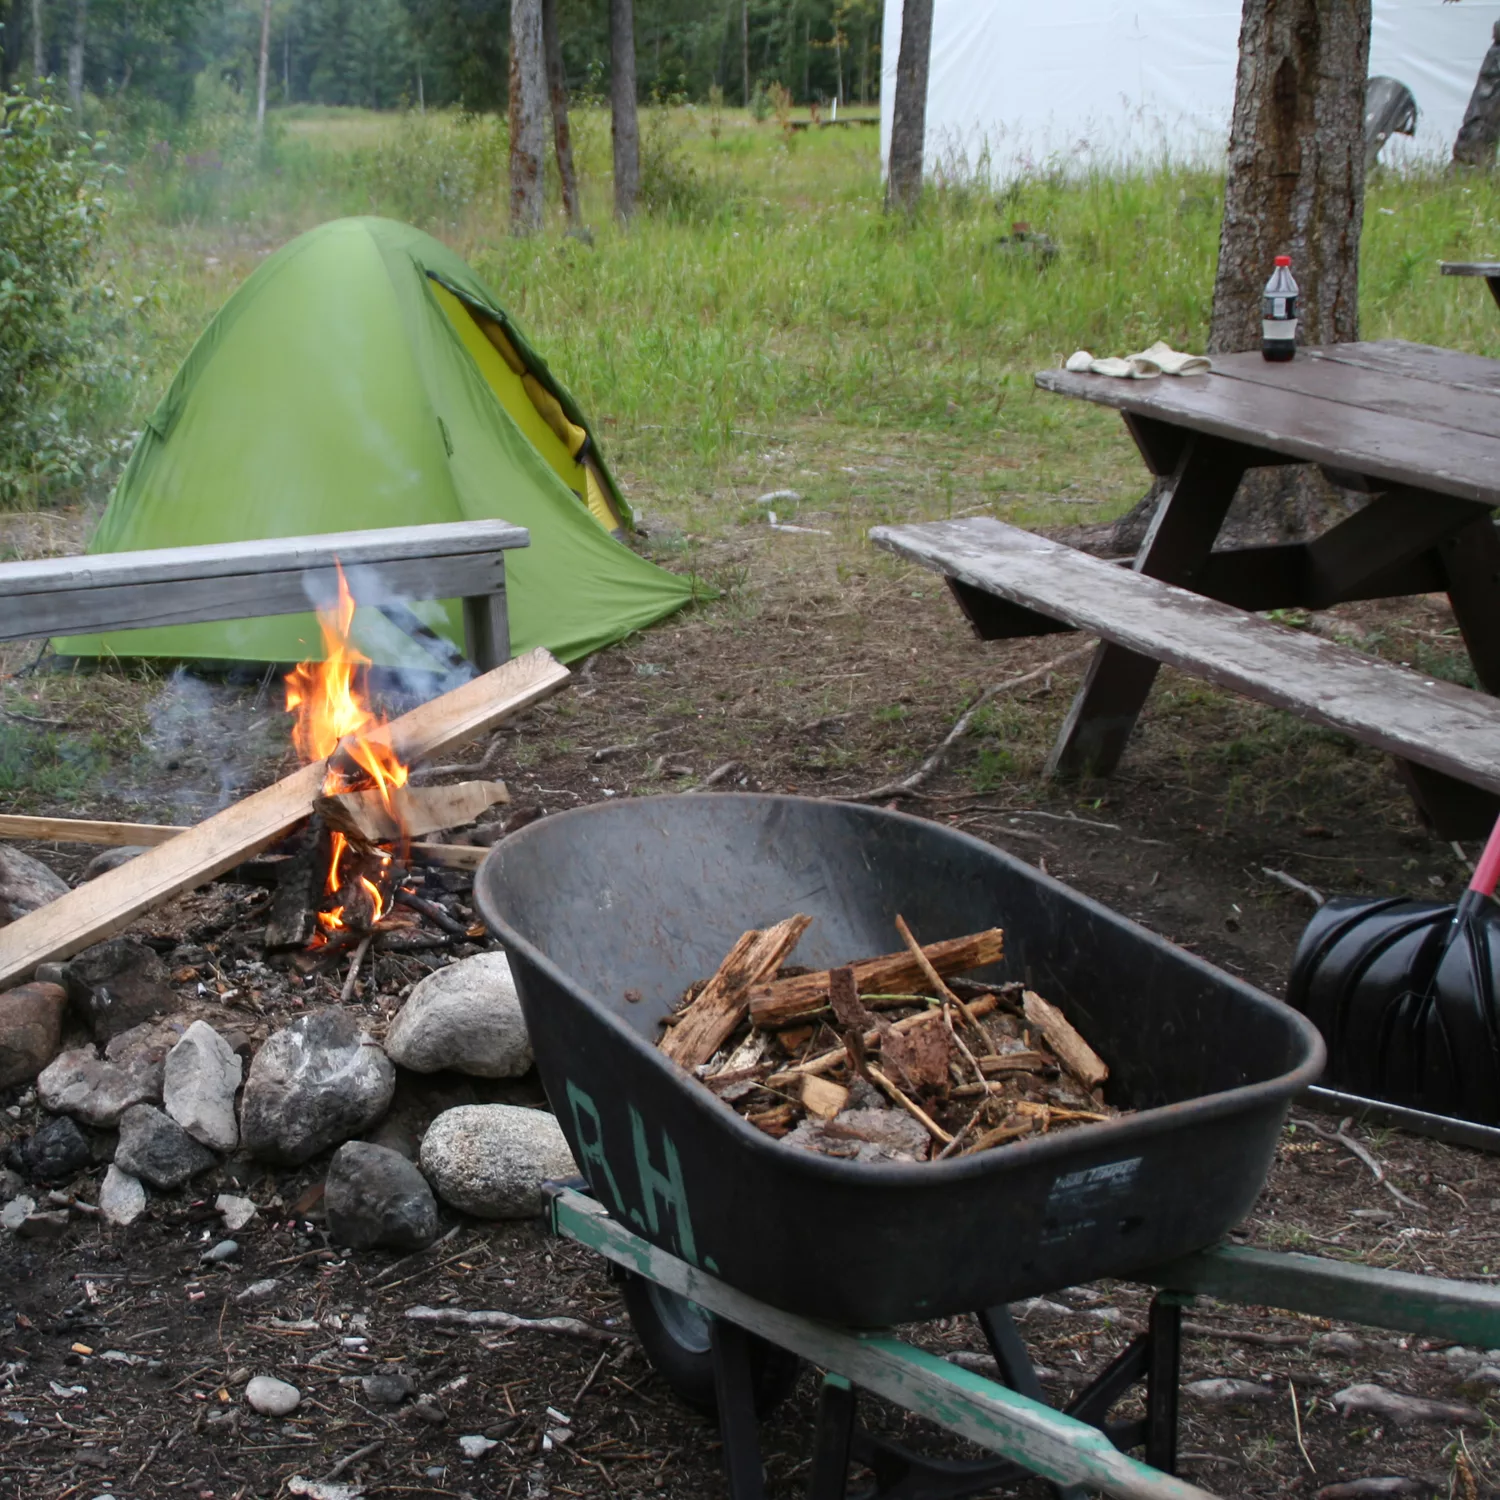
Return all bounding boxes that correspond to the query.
[429,280,621,532]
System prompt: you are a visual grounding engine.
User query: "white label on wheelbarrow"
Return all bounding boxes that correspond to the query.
[1040,1157,1144,1247]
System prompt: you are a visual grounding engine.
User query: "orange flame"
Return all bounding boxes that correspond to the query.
[285,564,408,936]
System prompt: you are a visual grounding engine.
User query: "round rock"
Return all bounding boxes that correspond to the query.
[419,1105,577,1219]
[0,982,67,1089]
[326,1140,439,1250]
[384,952,533,1078]
[0,845,68,927]
[244,1375,301,1416]
[239,1009,395,1165]
[163,1020,242,1152]
[113,1103,216,1189]
[14,1114,92,1183]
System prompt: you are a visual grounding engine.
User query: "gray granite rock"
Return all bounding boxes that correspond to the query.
[326,1141,439,1250]
[98,1164,148,1226]
[418,1105,576,1219]
[114,1104,216,1189]
[64,938,174,1043]
[0,845,68,927]
[0,982,67,1089]
[384,952,532,1078]
[163,1021,242,1151]
[37,1046,158,1127]
[82,846,151,881]
[239,1010,395,1165]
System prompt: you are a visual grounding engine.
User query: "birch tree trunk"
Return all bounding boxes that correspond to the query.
[541,0,581,229]
[609,0,639,221]
[1209,0,1370,353]
[885,0,933,214]
[64,0,83,108]
[1454,22,1500,168]
[508,0,547,236]
[255,0,272,138]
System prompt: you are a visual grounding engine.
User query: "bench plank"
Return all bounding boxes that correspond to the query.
[871,517,1500,796]
[0,521,527,648]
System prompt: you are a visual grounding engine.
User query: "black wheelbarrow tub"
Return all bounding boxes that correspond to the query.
[476,794,1323,1328]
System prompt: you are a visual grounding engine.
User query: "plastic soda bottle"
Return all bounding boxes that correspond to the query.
[1261,256,1298,362]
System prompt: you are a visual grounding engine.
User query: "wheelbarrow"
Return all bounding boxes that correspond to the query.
[476,795,1323,1498]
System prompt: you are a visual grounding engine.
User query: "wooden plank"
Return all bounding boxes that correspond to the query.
[551,1189,1217,1500]
[0,647,568,988]
[872,518,1500,795]
[1440,262,1500,277]
[1304,340,1500,398]
[1033,364,1500,507]
[0,520,529,597]
[1142,1243,1500,1349]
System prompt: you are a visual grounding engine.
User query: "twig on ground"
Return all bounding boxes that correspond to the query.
[405,1306,616,1342]
[850,646,1094,802]
[323,1440,382,1482]
[572,1349,613,1407]
[1289,1381,1315,1473]
[693,760,743,791]
[368,1225,462,1287]
[340,936,372,1003]
[1293,1116,1426,1214]
[1262,867,1325,908]
[130,1443,162,1486]
[590,729,671,763]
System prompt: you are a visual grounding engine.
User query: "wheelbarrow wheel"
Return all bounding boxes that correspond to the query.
[619,1271,801,1417]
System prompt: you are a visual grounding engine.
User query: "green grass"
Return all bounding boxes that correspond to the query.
[47,104,1500,541]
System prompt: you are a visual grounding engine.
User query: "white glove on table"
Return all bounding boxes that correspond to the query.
[1064,340,1211,379]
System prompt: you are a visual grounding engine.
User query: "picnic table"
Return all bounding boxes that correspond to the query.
[1440,260,1500,310]
[875,341,1500,837]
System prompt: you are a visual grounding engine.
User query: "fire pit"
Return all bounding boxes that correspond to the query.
[477,793,1324,1328]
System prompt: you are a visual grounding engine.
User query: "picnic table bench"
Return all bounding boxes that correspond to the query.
[0,519,528,671]
[1440,260,1500,310]
[874,341,1500,837]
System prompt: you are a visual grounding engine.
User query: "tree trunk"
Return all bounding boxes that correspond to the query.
[64,0,83,108]
[740,0,749,106]
[885,0,933,213]
[1454,22,1500,168]
[1208,0,1370,354]
[541,0,580,228]
[609,0,639,220]
[508,0,547,235]
[255,0,272,137]
[31,0,43,78]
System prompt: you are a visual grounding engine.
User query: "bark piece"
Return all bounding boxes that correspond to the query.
[0,649,568,990]
[1022,990,1108,1092]
[799,1074,848,1120]
[880,1009,952,1093]
[316,779,509,843]
[659,914,812,1069]
[748,928,1005,1026]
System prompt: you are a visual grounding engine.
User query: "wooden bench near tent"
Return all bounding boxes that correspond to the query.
[871,516,1500,812]
[0,519,528,671]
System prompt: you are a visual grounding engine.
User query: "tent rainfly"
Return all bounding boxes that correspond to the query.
[59,216,694,668]
[883,0,1500,185]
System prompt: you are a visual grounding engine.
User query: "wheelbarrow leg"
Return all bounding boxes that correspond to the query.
[1144,1294,1182,1474]
[710,1317,768,1500]
[977,1307,1089,1500]
[807,1373,856,1500]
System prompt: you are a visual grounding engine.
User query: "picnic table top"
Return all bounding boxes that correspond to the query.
[1034,340,1500,507]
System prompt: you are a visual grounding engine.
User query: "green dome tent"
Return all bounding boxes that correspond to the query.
[58,217,694,667]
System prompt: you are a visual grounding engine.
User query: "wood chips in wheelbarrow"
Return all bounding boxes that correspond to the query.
[654,914,1124,1162]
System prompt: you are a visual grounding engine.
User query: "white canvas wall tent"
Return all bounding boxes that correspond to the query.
[882,0,1500,184]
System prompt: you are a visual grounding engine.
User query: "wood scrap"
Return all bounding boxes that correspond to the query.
[748,927,1005,1026]
[659,914,812,1069]
[664,916,1122,1165]
[0,647,569,988]
[316,778,509,842]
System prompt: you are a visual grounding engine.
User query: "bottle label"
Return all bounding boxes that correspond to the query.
[1262,318,1297,342]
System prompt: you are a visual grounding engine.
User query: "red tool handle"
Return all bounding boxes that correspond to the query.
[1469,814,1500,900]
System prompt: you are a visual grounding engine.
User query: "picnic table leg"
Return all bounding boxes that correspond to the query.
[1488,277,1500,312]
[1046,435,1251,779]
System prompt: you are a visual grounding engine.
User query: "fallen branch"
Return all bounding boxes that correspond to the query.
[323,1440,382,1483]
[1293,1117,1426,1214]
[849,646,1094,802]
[1262,867,1325,908]
[404,1306,616,1342]
[0,648,569,988]
[1022,990,1108,1092]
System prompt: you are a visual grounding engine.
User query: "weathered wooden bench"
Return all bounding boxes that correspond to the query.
[871,516,1500,803]
[0,519,528,671]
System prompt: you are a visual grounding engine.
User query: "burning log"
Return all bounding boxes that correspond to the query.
[0,647,569,988]
[316,779,510,843]
[660,917,1122,1164]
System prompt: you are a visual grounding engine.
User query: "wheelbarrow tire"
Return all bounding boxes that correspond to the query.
[619,1271,801,1417]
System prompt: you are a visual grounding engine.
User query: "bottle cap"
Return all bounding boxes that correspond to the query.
[1274,256,1291,267]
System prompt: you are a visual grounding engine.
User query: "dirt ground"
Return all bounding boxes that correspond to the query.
[2,502,1498,1500]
